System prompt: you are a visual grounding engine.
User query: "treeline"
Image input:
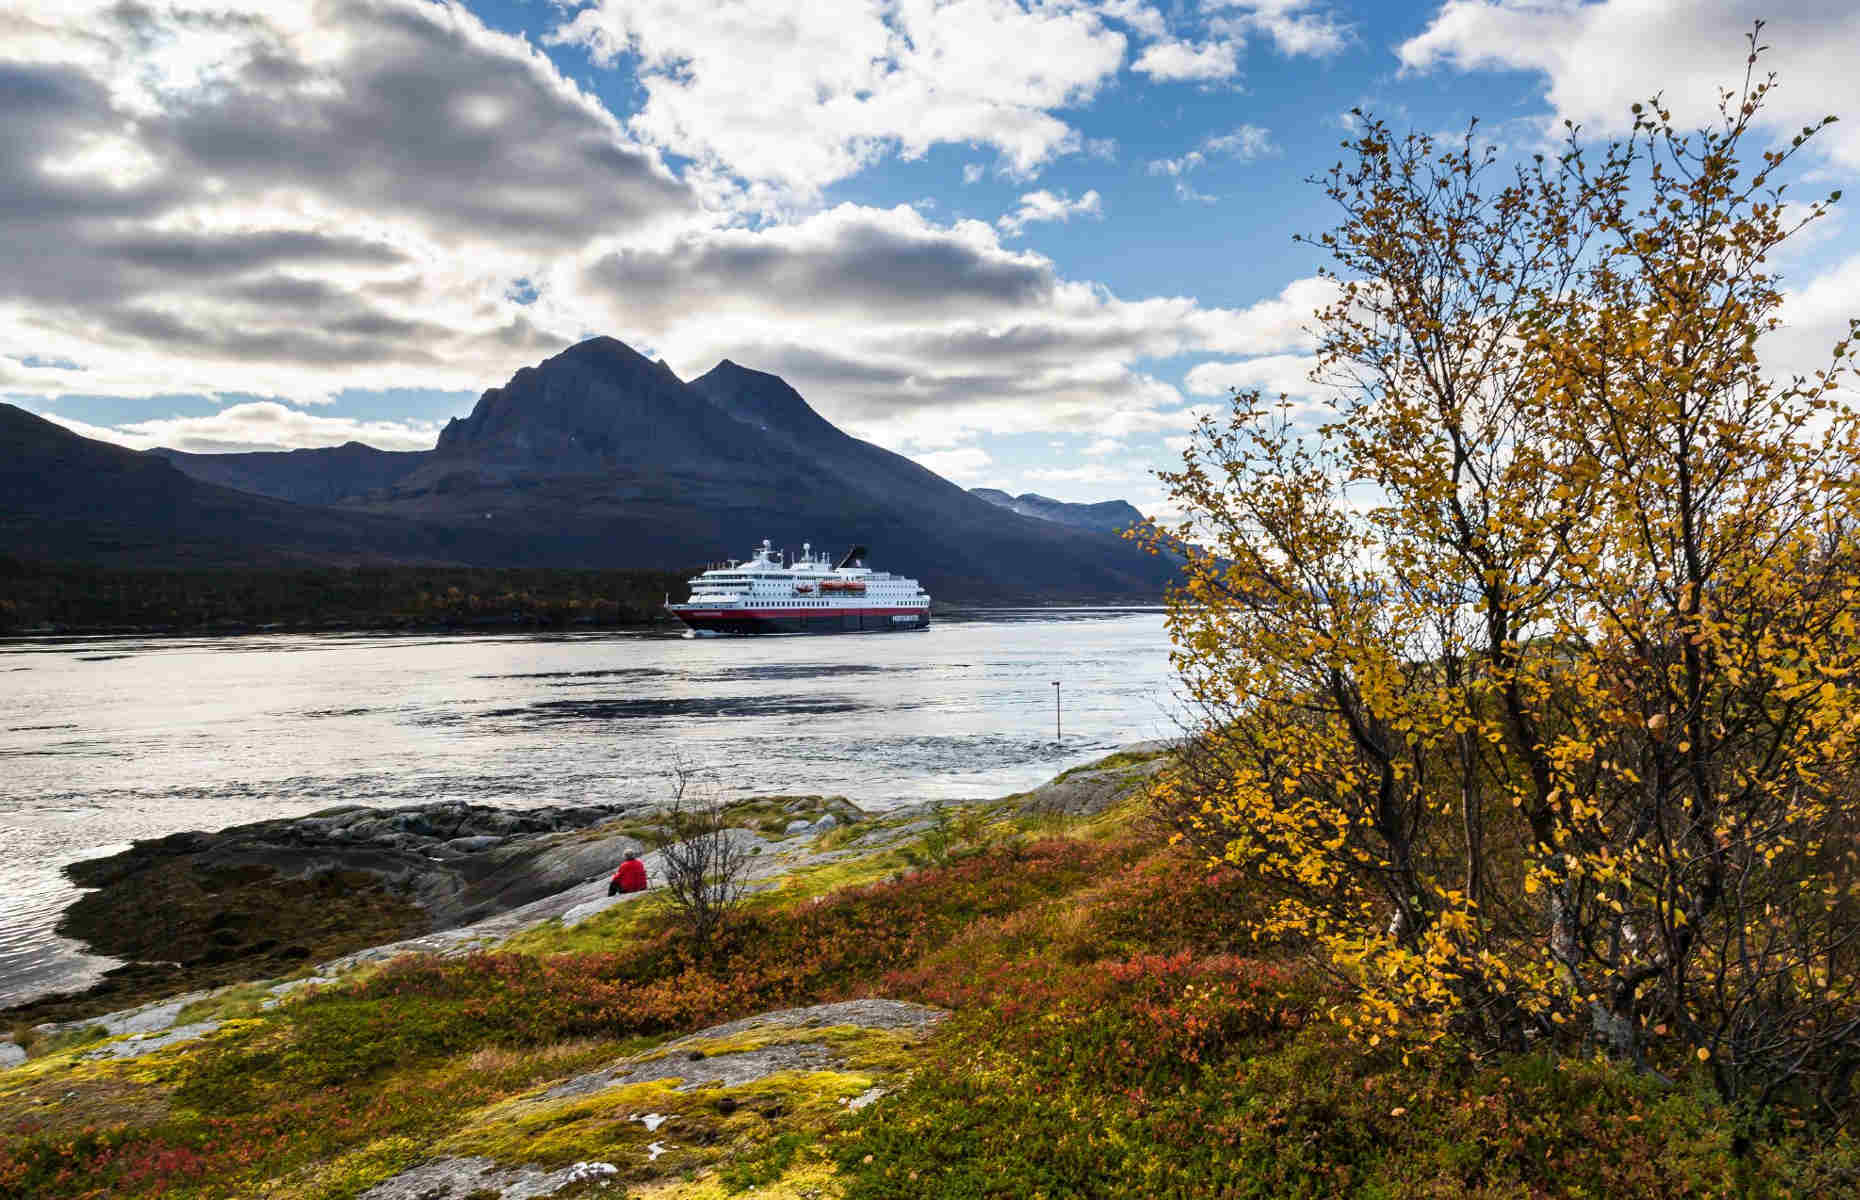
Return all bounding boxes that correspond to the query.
[0,558,695,633]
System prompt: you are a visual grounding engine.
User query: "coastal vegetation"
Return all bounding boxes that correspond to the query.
[0,560,693,634]
[7,38,1859,1200]
[6,748,1858,1198]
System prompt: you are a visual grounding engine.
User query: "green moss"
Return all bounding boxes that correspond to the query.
[1048,746,1171,784]
[18,1023,108,1059]
[283,1134,425,1200]
[444,1066,877,1185]
[0,1054,173,1137]
[175,982,273,1025]
[628,1024,924,1079]
[498,889,675,956]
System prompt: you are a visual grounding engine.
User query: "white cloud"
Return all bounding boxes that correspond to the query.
[0,0,693,405]
[1398,0,1860,167]
[1183,353,1319,398]
[1024,463,1145,484]
[1770,249,1860,390]
[1148,123,1278,183]
[0,0,1349,461]
[30,401,443,453]
[1183,276,1338,355]
[550,0,1128,199]
[997,189,1104,235]
[1203,125,1278,160]
[1133,38,1240,82]
[962,163,985,184]
[914,445,995,482]
[571,202,1330,451]
[1082,437,1125,456]
[1093,0,1169,40]
[1208,1,1351,58]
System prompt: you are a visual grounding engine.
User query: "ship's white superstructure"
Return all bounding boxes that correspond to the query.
[667,540,932,636]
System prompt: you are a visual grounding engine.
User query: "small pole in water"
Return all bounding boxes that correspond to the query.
[1051,680,1061,742]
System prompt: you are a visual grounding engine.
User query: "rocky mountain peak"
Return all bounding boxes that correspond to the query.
[433,335,740,473]
[690,358,836,444]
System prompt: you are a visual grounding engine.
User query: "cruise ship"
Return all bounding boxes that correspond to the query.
[667,540,932,636]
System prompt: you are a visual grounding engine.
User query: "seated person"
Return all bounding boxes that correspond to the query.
[609,850,648,895]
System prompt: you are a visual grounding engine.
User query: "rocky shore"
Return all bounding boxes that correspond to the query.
[0,744,1184,1200]
[7,794,863,1027]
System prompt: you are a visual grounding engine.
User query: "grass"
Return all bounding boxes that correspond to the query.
[7,747,1856,1198]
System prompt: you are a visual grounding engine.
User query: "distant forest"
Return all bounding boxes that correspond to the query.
[0,559,695,634]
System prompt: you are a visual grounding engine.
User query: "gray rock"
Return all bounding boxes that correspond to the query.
[784,818,813,835]
[0,1040,25,1070]
[1014,746,1172,817]
[30,990,217,1044]
[689,998,946,1040]
[267,975,336,999]
[548,1041,842,1099]
[84,1020,219,1061]
[539,999,946,1103]
[359,1155,619,1200]
[443,835,503,853]
[853,818,933,848]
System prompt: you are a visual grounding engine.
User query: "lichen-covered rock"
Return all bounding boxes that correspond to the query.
[1014,741,1174,817]
[362,999,944,1199]
[83,1020,220,1061]
[357,1155,618,1199]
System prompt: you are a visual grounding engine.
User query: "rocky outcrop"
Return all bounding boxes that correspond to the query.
[358,1157,620,1200]
[66,801,642,928]
[359,999,945,1200]
[1014,741,1174,817]
[27,802,650,1023]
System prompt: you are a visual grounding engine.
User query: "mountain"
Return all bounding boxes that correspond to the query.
[13,338,1179,601]
[971,489,1148,536]
[0,405,517,567]
[149,442,426,507]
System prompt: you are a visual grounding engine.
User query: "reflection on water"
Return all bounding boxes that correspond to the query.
[0,609,1178,1007]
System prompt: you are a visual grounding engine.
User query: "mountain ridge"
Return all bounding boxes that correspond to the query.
[7,338,1178,601]
[971,488,1148,536]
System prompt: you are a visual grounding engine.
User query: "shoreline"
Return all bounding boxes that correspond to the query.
[0,601,1167,642]
[2,743,1170,1042]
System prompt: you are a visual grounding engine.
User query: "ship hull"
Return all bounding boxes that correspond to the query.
[669,607,931,636]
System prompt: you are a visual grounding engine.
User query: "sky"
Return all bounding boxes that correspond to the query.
[5,0,1860,520]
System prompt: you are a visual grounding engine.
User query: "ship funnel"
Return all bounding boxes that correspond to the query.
[836,545,868,570]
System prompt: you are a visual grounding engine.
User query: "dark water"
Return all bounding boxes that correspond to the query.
[0,610,1179,1007]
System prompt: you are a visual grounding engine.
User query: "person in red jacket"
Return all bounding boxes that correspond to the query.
[609,850,648,896]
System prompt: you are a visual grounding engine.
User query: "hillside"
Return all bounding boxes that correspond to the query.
[121,338,1178,602]
[0,405,520,569]
[971,487,1147,535]
[1,747,1847,1199]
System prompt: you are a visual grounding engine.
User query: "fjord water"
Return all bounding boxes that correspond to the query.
[0,609,1177,1007]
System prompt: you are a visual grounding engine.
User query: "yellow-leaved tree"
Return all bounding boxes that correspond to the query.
[1148,32,1860,1112]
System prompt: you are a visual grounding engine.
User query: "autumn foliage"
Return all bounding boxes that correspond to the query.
[1147,33,1860,1112]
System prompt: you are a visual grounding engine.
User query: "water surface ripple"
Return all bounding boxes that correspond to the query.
[0,609,1177,1007]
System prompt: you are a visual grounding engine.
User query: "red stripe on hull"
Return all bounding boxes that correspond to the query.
[669,606,931,635]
